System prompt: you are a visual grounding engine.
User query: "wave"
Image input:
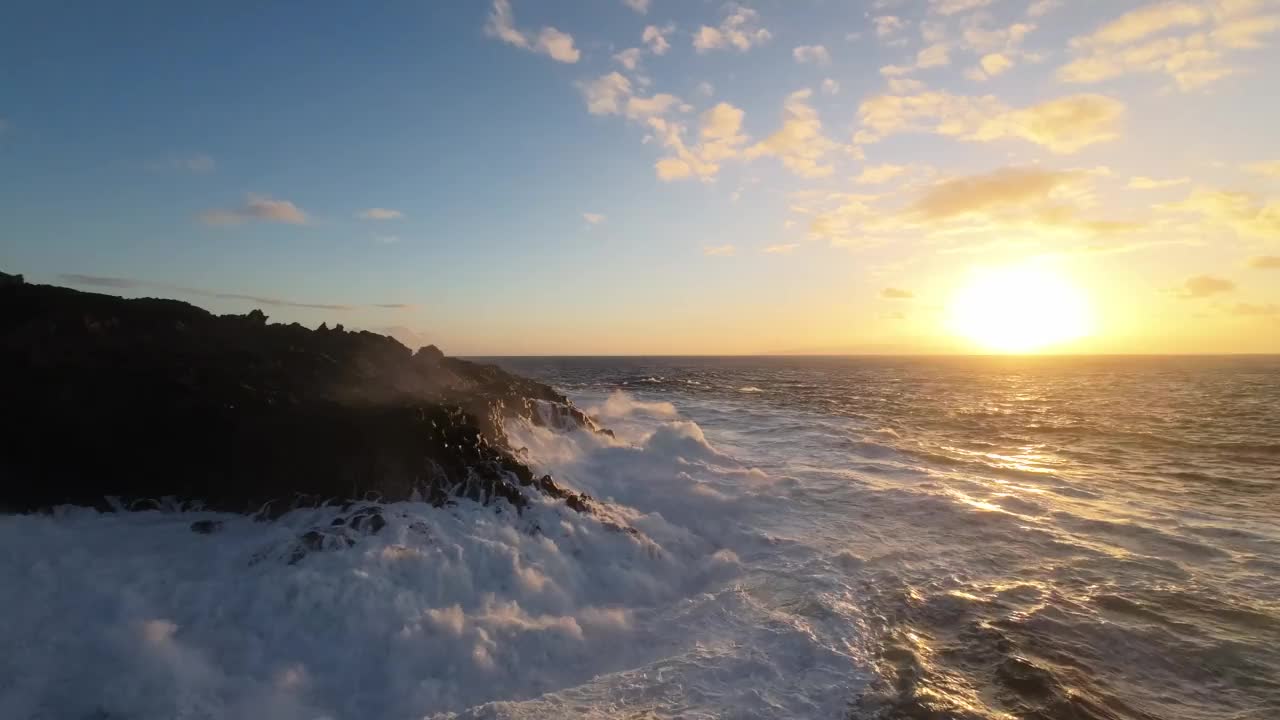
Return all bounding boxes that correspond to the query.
[0,392,858,720]
[590,391,679,421]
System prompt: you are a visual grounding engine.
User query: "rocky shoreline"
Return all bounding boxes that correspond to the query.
[0,272,603,519]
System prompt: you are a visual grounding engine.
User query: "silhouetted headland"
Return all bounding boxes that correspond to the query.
[0,271,605,518]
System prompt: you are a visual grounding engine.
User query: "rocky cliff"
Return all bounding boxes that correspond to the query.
[0,273,602,516]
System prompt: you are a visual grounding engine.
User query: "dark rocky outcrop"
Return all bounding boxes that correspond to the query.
[0,276,601,516]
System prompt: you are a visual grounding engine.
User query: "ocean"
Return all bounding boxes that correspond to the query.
[3,356,1277,719]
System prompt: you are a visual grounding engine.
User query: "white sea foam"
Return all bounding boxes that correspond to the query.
[0,392,862,719]
[591,390,679,421]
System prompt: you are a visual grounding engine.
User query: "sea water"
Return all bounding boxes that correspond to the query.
[2,356,1276,719]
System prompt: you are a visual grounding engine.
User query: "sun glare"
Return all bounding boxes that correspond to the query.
[948,262,1093,353]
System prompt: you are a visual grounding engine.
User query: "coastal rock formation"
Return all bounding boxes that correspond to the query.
[0,275,601,516]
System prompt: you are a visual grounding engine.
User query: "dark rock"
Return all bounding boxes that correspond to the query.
[347,506,386,534]
[0,276,607,517]
[190,520,224,534]
[415,344,445,364]
[299,530,327,551]
[283,528,359,564]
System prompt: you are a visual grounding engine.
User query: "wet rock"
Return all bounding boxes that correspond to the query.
[189,520,224,535]
[347,506,386,534]
[287,529,357,565]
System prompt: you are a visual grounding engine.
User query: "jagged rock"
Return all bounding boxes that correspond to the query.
[190,520,224,534]
[0,277,605,517]
[416,344,444,363]
[346,506,386,534]
[286,529,357,564]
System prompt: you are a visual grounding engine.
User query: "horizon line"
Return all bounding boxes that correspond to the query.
[464,352,1280,359]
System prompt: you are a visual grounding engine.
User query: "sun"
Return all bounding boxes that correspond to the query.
[948,261,1093,353]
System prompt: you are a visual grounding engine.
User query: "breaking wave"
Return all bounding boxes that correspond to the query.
[7,351,1280,720]
[0,391,862,719]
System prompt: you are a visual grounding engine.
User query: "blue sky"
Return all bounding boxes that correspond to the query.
[3,1,1279,354]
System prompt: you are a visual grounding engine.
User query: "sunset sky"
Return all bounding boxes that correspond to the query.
[3,0,1279,354]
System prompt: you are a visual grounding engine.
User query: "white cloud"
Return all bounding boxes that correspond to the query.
[807,193,878,247]
[484,0,526,47]
[694,4,772,53]
[962,21,1036,54]
[1073,2,1211,49]
[881,287,915,299]
[484,0,580,63]
[652,102,749,182]
[874,15,907,38]
[583,212,606,225]
[916,42,951,68]
[821,78,840,95]
[746,89,841,178]
[579,72,632,116]
[241,195,308,224]
[1245,160,1280,177]
[615,23,675,71]
[535,27,581,63]
[857,87,1125,154]
[1058,0,1280,90]
[623,0,650,14]
[201,194,308,226]
[855,164,909,184]
[968,52,1015,81]
[1028,0,1061,18]
[643,24,673,55]
[910,167,1079,219]
[614,48,642,70]
[932,0,994,15]
[697,81,716,96]
[359,208,404,220]
[1177,274,1236,298]
[793,44,831,65]
[1128,176,1190,189]
[1214,13,1280,48]
[921,20,947,44]
[801,166,1143,247]
[579,72,687,120]
[981,53,1014,75]
[626,93,686,119]
[763,243,800,254]
[704,244,736,256]
[1164,187,1280,239]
